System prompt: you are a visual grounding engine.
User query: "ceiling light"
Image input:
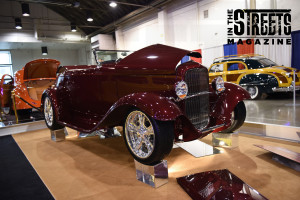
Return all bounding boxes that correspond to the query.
[22,3,30,16]
[41,46,48,55]
[109,2,117,7]
[86,11,93,22]
[71,23,77,32]
[15,18,22,29]
[72,2,80,8]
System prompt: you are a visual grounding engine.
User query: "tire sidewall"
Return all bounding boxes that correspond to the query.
[123,109,174,165]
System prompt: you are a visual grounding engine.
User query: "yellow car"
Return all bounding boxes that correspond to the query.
[209,54,300,99]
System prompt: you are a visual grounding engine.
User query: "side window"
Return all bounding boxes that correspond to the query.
[227,63,246,71]
[209,64,224,72]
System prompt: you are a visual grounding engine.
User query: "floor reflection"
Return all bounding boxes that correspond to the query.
[245,94,300,127]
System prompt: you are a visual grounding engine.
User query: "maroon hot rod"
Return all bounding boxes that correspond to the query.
[42,44,250,165]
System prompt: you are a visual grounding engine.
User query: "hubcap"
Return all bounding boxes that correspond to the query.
[44,97,53,126]
[125,111,155,159]
[247,86,258,99]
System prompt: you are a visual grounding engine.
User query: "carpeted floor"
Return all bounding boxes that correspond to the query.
[9,128,300,200]
[0,135,54,200]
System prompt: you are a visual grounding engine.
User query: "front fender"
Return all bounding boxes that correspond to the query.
[210,82,250,132]
[100,92,182,127]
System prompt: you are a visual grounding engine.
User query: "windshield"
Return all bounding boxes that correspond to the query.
[246,58,278,69]
[259,58,277,67]
[93,50,134,65]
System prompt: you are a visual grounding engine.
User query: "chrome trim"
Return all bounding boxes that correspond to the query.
[201,124,225,133]
[173,91,211,102]
[272,85,300,92]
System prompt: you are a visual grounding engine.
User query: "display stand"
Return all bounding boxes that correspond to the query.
[51,128,68,142]
[254,144,300,172]
[134,160,168,188]
[175,140,221,157]
[212,131,239,149]
[78,127,121,139]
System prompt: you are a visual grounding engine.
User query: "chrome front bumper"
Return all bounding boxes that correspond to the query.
[272,85,300,92]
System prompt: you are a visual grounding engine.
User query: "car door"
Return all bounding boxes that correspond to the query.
[225,61,247,84]
[208,63,225,82]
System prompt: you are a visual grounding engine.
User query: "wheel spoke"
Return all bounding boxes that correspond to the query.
[44,97,53,126]
[125,111,155,159]
[127,122,138,132]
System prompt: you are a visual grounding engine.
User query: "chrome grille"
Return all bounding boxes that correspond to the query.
[184,68,209,130]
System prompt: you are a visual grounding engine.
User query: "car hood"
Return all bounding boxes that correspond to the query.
[23,59,60,80]
[112,44,201,75]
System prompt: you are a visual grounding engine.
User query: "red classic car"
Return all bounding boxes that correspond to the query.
[42,44,250,165]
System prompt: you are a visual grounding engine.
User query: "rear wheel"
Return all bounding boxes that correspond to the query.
[123,110,174,165]
[221,101,246,133]
[43,96,64,130]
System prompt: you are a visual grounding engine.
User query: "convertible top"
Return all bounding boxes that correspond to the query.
[114,44,201,75]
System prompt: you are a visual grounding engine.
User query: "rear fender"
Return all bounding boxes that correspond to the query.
[100,92,183,127]
[210,82,250,132]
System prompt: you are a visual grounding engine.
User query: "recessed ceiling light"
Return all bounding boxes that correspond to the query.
[22,3,30,16]
[86,11,93,22]
[71,23,77,32]
[109,2,117,7]
[15,18,22,29]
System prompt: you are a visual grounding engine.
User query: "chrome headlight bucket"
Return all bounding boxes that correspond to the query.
[212,76,225,93]
[175,81,188,99]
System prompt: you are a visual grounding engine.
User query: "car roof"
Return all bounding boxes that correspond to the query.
[213,54,265,64]
[111,44,201,75]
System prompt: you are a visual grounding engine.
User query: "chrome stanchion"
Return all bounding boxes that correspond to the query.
[293,69,296,106]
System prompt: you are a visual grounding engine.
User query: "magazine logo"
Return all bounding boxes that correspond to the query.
[227,9,291,45]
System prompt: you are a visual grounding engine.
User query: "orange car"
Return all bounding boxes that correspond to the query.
[13,59,60,115]
[0,74,14,114]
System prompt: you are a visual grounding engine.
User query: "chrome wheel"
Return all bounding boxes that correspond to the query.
[247,86,259,99]
[125,111,155,159]
[44,97,53,127]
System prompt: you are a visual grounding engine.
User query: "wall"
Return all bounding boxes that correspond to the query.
[115,0,299,67]
[0,0,91,72]
[10,48,91,72]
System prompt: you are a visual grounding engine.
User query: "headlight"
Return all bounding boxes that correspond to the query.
[175,81,188,99]
[212,76,225,93]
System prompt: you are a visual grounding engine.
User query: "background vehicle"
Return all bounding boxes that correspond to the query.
[42,44,250,165]
[14,59,60,117]
[209,54,300,99]
[0,74,14,114]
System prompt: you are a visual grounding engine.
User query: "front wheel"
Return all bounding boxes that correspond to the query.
[246,86,262,100]
[123,110,174,165]
[221,101,246,133]
[43,96,64,130]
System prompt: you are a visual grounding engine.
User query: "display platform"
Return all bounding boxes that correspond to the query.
[254,144,300,172]
[177,169,268,200]
[9,128,300,200]
[243,95,300,142]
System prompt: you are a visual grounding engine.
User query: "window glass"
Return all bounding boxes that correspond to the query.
[0,51,11,64]
[0,51,13,77]
[227,63,246,71]
[209,64,224,72]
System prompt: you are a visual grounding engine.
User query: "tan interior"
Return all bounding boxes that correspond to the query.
[25,79,56,101]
